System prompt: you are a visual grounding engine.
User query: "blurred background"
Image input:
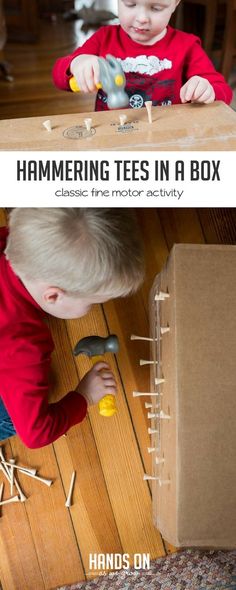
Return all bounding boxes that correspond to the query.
[0,0,235,119]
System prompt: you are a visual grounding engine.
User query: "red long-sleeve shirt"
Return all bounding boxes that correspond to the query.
[0,228,87,449]
[52,25,233,110]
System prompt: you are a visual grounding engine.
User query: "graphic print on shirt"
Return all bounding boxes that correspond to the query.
[117,55,172,76]
[96,54,174,110]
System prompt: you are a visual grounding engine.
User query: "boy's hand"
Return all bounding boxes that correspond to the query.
[70,54,100,93]
[76,362,117,406]
[180,76,215,104]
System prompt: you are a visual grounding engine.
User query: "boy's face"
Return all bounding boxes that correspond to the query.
[118,0,179,45]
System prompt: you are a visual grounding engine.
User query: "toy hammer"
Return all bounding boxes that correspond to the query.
[69,54,129,110]
[73,334,119,417]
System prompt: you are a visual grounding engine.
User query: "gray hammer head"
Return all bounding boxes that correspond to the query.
[98,55,129,110]
[73,334,119,357]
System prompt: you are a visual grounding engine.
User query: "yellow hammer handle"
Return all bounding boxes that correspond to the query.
[91,355,117,417]
[69,76,102,93]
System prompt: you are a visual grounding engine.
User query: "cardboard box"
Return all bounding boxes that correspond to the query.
[0,102,236,150]
[149,244,236,548]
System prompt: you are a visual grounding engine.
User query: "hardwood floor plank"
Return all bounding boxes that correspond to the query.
[104,210,174,556]
[66,307,165,561]
[54,431,123,579]
[8,438,85,589]
[0,442,45,590]
[136,209,170,304]
[0,518,44,590]
[102,295,177,558]
[0,209,7,225]
[158,209,205,248]
[100,210,169,482]
[198,209,236,244]
[103,294,151,471]
[46,316,79,404]
[48,316,123,579]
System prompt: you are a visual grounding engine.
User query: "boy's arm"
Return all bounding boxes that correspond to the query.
[52,26,106,91]
[1,356,87,449]
[1,350,116,449]
[184,38,233,105]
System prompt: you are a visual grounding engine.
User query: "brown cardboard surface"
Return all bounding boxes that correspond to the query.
[149,244,236,548]
[0,102,236,150]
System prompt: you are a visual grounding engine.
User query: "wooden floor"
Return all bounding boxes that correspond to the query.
[0,207,236,590]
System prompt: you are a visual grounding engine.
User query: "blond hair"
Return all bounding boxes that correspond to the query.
[6,208,144,297]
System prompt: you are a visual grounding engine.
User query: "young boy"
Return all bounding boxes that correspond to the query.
[0,208,144,449]
[52,0,233,111]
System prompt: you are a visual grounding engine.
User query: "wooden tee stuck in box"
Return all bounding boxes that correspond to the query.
[149,244,236,548]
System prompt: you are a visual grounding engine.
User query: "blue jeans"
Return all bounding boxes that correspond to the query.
[0,398,16,442]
